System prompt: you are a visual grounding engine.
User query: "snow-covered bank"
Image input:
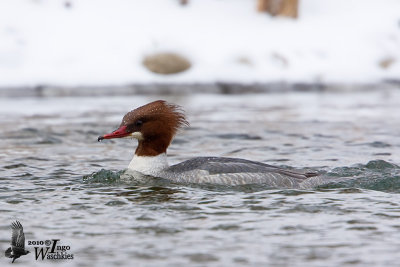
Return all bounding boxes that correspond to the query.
[1,0,399,87]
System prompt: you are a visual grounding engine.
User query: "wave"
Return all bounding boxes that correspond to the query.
[320,160,400,192]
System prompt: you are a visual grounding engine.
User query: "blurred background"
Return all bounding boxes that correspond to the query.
[1,0,399,95]
[2,2,400,267]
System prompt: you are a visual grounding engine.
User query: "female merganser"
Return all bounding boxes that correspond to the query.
[98,100,323,188]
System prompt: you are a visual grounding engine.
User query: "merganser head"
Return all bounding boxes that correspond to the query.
[98,100,188,156]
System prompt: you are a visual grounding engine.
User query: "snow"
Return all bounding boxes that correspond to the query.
[0,0,399,87]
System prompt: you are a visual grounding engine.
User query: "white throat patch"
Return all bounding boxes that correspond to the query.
[128,153,168,176]
[126,132,144,140]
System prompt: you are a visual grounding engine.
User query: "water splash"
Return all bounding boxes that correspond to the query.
[83,169,123,184]
[321,160,400,192]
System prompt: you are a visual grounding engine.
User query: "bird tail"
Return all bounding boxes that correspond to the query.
[5,247,12,258]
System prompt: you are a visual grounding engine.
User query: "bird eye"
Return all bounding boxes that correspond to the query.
[135,120,143,127]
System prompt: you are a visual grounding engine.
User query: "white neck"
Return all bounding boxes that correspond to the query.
[128,153,169,176]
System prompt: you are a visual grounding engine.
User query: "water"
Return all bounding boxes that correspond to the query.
[1,89,400,266]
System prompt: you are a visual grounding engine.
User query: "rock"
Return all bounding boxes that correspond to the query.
[379,56,395,69]
[236,56,253,66]
[142,52,191,74]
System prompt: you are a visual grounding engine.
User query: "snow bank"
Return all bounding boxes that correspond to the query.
[0,0,399,87]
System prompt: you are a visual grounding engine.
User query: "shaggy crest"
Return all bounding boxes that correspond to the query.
[120,100,188,136]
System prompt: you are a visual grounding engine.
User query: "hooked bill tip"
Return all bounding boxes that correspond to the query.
[97,136,104,142]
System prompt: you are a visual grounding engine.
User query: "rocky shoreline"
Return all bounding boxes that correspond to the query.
[0,81,399,98]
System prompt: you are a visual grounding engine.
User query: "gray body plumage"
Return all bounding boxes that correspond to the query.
[154,157,324,188]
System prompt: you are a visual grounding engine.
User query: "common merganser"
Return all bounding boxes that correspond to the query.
[98,100,323,188]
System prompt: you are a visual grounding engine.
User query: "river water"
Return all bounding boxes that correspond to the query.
[1,89,400,266]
